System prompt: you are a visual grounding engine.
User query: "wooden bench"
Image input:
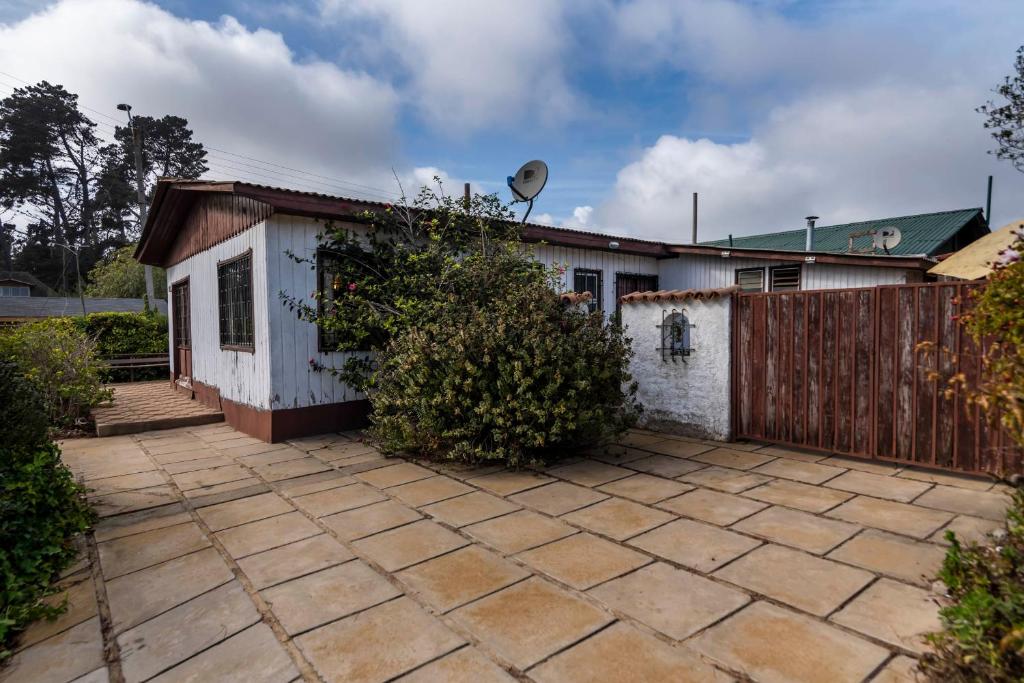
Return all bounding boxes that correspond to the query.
[101,354,170,382]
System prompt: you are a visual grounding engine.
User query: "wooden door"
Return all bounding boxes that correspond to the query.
[171,279,192,385]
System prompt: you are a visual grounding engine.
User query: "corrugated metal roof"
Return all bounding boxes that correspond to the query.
[0,297,168,319]
[701,208,983,256]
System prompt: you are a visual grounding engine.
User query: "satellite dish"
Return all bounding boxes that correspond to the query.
[507,160,548,223]
[873,227,902,254]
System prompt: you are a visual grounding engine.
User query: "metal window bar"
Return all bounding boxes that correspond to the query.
[218,253,254,348]
[573,269,602,313]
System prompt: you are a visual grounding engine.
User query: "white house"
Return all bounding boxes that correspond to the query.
[136,179,988,441]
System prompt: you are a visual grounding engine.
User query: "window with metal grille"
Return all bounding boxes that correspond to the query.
[172,282,190,348]
[573,268,602,313]
[735,268,765,292]
[770,265,801,291]
[317,249,342,352]
[217,251,254,350]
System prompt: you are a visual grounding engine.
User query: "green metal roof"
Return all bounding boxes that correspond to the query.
[701,208,984,256]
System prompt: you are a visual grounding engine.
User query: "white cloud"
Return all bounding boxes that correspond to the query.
[598,82,1022,241]
[0,0,404,201]
[318,0,578,133]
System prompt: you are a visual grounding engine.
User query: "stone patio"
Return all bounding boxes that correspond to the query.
[91,382,224,437]
[4,426,1013,682]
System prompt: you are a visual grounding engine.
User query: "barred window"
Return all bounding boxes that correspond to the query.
[317,249,342,352]
[218,251,254,350]
[573,268,602,313]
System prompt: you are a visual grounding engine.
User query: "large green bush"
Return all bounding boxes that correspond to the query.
[0,318,111,427]
[73,311,169,381]
[921,489,1024,681]
[0,362,93,656]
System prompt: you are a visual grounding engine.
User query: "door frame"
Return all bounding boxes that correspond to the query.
[170,276,192,386]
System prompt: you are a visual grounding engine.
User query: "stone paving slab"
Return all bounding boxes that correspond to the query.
[92,381,223,437]
[14,425,1014,682]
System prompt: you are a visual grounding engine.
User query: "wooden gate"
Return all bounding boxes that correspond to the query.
[732,282,1022,476]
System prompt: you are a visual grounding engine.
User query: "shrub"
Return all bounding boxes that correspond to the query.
[0,362,93,656]
[84,244,166,299]
[369,247,639,465]
[921,488,1024,681]
[73,311,169,381]
[0,318,111,427]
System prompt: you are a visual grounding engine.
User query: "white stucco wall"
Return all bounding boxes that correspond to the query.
[622,296,732,440]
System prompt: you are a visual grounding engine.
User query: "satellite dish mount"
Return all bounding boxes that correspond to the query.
[507,160,549,223]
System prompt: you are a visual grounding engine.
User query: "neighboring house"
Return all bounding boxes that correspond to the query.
[0,297,167,323]
[0,270,56,298]
[136,178,990,441]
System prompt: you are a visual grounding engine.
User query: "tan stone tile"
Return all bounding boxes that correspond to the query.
[616,431,671,449]
[588,445,656,465]
[467,470,555,496]
[2,616,105,683]
[589,562,749,640]
[86,470,166,497]
[931,514,1002,546]
[254,457,331,482]
[196,492,293,531]
[148,439,207,456]
[626,454,707,478]
[323,499,422,541]
[914,485,1012,521]
[149,623,299,683]
[398,546,529,612]
[597,473,694,504]
[871,655,921,683]
[107,547,233,634]
[449,578,611,670]
[832,579,942,654]
[297,597,463,682]
[353,519,469,571]
[93,503,190,543]
[171,464,250,491]
[237,447,307,467]
[508,481,608,516]
[828,496,953,539]
[531,622,728,683]
[151,448,218,465]
[91,486,180,518]
[818,455,902,476]
[276,470,355,497]
[693,601,888,683]
[99,522,211,579]
[117,582,260,683]
[516,533,650,589]
[294,482,386,517]
[356,461,436,488]
[547,460,635,487]
[17,575,98,650]
[389,476,474,507]
[182,479,267,504]
[715,544,873,617]
[262,560,400,635]
[752,458,846,485]
[680,465,773,493]
[753,445,827,462]
[692,447,775,470]
[734,506,860,554]
[163,455,233,474]
[562,497,675,540]
[642,439,717,459]
[396,646,515,682]
[629,519,761,572]
[898,467,994,491]
[659,488,767,526]
[828,529,945,587]
[465,510,576,554]
[215,511,321,559]
[422,491,519,527]
[237,534,355,589]
[70,666,109,683]
[825,470,932,503]
[743,479,853,513]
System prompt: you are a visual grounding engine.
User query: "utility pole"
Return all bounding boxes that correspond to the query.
[118,103,155,301]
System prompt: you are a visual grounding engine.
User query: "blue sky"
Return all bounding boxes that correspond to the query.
[2,0,1024,241]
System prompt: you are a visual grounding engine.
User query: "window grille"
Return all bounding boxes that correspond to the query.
[736,268,765,292]
[317,249,342,351]
[770,265,801,291]
[172,282,190,348]
[217,251,254,349]
[573,268,602,313]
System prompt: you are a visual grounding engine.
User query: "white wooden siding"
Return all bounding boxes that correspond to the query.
[165,224,272,408]
[657,254,915,292]
[531,244,660,317]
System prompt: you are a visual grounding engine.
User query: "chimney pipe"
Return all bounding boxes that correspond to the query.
[692,192,698,244]
[805,216,819,252]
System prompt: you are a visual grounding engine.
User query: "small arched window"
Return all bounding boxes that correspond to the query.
[659,310,694,362]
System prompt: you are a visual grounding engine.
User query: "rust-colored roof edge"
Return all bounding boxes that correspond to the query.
[620,285,741,304]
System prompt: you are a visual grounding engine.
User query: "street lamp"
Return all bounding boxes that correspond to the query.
[117,102,156,302]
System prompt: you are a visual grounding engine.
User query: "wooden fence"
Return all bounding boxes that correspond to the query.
[732,282,1022,476]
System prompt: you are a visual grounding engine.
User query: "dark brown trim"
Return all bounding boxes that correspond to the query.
[668,244,934,270]
[216,248,253,268]
[170,274,190,287]
[217,249,255,350]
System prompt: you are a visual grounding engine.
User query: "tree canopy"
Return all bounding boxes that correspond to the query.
[979,45,1024,173]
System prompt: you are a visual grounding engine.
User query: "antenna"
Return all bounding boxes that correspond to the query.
[507,160,548,223]
[872,227,902,254]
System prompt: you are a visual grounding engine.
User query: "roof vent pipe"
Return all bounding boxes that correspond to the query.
[805,216,819,251]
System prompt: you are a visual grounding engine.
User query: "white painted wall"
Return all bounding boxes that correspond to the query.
[622,296,733,440]
[532,244,660,319]
[165,224,273,408]
[658,254,918,292]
